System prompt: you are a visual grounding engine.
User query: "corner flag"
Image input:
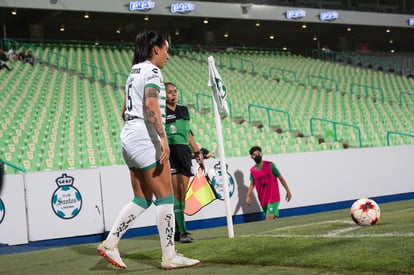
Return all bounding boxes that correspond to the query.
[185,168,216,216]
[208,56,229,115]
[207,56,234,238]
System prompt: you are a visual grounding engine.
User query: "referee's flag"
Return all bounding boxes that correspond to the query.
[208,56,229,115]
[184,168,216,216]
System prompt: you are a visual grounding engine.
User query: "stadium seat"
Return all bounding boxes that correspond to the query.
[1,45,413,173]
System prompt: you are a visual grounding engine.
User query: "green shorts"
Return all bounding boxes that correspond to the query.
[262,202,280,217]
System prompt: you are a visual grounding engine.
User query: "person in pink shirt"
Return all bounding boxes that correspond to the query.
[246,146,292,220]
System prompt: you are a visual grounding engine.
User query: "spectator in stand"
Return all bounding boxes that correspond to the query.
[17,47,26,61]
[7,46,18,61]
[25,50,35,66]
[0,48,13,71]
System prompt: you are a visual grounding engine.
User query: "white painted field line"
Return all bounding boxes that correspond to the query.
[241,208,414,238]
[245,232,414,238]
[241,218,414,238]
[249,219,354,235]
[326,225,360,237]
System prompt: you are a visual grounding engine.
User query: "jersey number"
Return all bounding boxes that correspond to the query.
[126,84,133,111]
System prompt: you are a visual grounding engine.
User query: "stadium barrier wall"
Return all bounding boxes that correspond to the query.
[0,174,28,245]
[0,145,413,246]
[23,169,104,242]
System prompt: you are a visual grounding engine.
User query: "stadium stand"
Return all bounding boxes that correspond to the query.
[1,43,413,174]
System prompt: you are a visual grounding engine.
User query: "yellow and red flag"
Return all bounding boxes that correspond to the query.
[184,167,216,216]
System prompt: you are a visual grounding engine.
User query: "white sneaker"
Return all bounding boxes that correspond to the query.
[161,253,200,270]
[97,242,127,269]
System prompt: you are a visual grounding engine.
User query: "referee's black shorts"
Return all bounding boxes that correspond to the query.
[169,144,193,177]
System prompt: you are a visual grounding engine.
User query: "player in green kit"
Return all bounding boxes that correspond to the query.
[165,82,203,243]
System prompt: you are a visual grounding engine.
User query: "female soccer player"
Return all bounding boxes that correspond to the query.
[97,31,200,270]
[165,82,203,243]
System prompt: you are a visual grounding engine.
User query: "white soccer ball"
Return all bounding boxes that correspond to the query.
[350,198,380,226]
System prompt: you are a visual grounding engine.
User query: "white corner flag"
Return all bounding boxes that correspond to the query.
[208,56,234,238]
[208,56,230,116]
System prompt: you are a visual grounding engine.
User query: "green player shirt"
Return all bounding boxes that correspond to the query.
[165,105,191,145]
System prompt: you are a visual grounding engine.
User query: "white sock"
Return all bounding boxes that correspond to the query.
[156,203,176,260]
[105,201,146,248]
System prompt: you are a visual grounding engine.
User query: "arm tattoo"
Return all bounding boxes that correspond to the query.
[144,87,159,99]
[148,110,165,138]
[144,87,165,138]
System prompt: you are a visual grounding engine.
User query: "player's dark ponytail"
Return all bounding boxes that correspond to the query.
[132,31,166,65]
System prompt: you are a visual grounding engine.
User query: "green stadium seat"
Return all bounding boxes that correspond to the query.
[1,45,413,173]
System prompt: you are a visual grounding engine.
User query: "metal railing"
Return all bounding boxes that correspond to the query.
[248,104,292,131]
[113,72,129,89]
[399,91,414,107]
[0,158,26,173]
[386,131,414,146]
[307,74,338,92]
[309,117,362,147]
[47,51,69,71]
[269,67,297,82]
[81,63,107,84]
[350,83,384,103]
[229,58,255,74]
[195,93,233,118]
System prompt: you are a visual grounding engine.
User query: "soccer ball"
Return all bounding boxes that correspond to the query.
[350,198,380,226]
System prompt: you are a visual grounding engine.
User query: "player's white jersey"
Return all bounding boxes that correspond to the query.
[124,60,166,125]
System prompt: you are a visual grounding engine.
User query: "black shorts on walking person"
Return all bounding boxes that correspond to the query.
[169,144,193,177]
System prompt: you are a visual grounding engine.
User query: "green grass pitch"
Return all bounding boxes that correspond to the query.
[1,199,413,274]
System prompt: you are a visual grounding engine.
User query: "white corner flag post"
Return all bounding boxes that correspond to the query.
[208,56,234,239]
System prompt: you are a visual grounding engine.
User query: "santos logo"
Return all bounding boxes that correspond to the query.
[51,173,82,219]
[209,162,235,200]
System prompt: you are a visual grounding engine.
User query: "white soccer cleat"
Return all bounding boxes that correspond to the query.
[97,242,127,269]
[161,253,200,270]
